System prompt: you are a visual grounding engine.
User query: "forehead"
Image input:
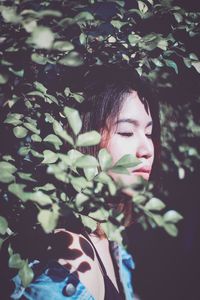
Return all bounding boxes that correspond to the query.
[117,91,152,123]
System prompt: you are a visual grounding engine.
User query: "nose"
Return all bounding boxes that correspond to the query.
[136,135,154,159]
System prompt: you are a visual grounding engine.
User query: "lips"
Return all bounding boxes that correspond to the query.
[132,167,151,174]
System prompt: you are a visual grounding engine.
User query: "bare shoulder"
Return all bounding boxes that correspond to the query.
[53,229,105,300]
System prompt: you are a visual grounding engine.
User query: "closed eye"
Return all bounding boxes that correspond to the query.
[117,132,133,137]
[146,133,153,139]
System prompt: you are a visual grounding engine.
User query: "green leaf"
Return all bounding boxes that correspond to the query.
[138,1,148,13]
[71,176,92,192]
[53,121,74,145]
[18,146,30,156]
[9,253,25,269]
[157,39,168,51]
[19,261,34,288]
[63,106,82,135]
[8,183,27,201]
[76,131,101,147]
[164,223,178,237]
[0,216,8,235]
[163,210,183,223]
[30,149,43,159]
[75,193,89,211]
[42,150,58,164]
[30,26,54,49]
[34,183,56,192]
[31,53,48,65]
[165,59,178,74]
[151,58,164,67]
[2,155,14,162]
[74,11,94,22]
[192,61,200,73]
[53,41,74,51]
[0,73,8,84]
[37,208,58,233]
[34,81,47,94]
[18,172,36,182]
[114,154,140,168]
[89,207,109,221]
[189,53,198,60]
[98,149,113,171]
[81,215,97,232]
[58,51,84,67]
[110,166,130,175]
[4,113,23,126]
[84,167,98,181]
[29,191,52,206]
[0,161,17,174]
[13,126,28,138]
[44,134,63,150]
[24,122,40,134]
[0,172,15,183]
[31,134,42,142]
[173,12,183,23]
[75,155,99,168]
[145,197,166,211]
[128,34,141,46]
[72,93,84,103]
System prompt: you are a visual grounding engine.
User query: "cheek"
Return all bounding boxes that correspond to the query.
[106,136,130,164]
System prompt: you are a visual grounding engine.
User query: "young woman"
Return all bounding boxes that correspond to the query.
[10,66,160,300]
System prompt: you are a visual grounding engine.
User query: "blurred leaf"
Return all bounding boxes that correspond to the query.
[59,51,84,67]
[9,253,25,269]
[173,12,183,23]
[0,216,8,235]
[110,166,130,175]
[165,59,178,74]
[18,172,36,182]
[89,207,109,221]
[75,155,99,168]
[0,73,8,84]
[31,134,42,142]
[4,113,23,126]
[164,223,178,237]
[53,121,74,145]
[84,167,98,181]
[24,122,40,135]
[164,210,183,223]
[29,191,52,206]
[114,154,140,168]
[128,34,141,46]
[18,261,34,288]
[13,126,28,138]
[81,215,97,232]
[8,183,27,201]
[63,106,82,135]
[138,1,148,13]
[30,26,54,49]
[145,197,166,211]
[74,11,94,22]
[37,208,58,233]
[98,149,113,171]
[192,61,200,73]
[34,81,47,94]
[53,41,74,51]
[31,53,49,65]
[76,131,101,147]
[44,134,63,150]
[0,161,16,174]
[42,150,58,164]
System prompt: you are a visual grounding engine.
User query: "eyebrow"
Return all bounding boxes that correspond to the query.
[115,118,153,128]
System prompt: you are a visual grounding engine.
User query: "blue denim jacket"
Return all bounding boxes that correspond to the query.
[11,242,135,300]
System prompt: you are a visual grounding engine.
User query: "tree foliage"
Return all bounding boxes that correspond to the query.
[0,0,199,287]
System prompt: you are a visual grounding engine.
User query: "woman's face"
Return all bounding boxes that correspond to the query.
[103,91,154,188]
